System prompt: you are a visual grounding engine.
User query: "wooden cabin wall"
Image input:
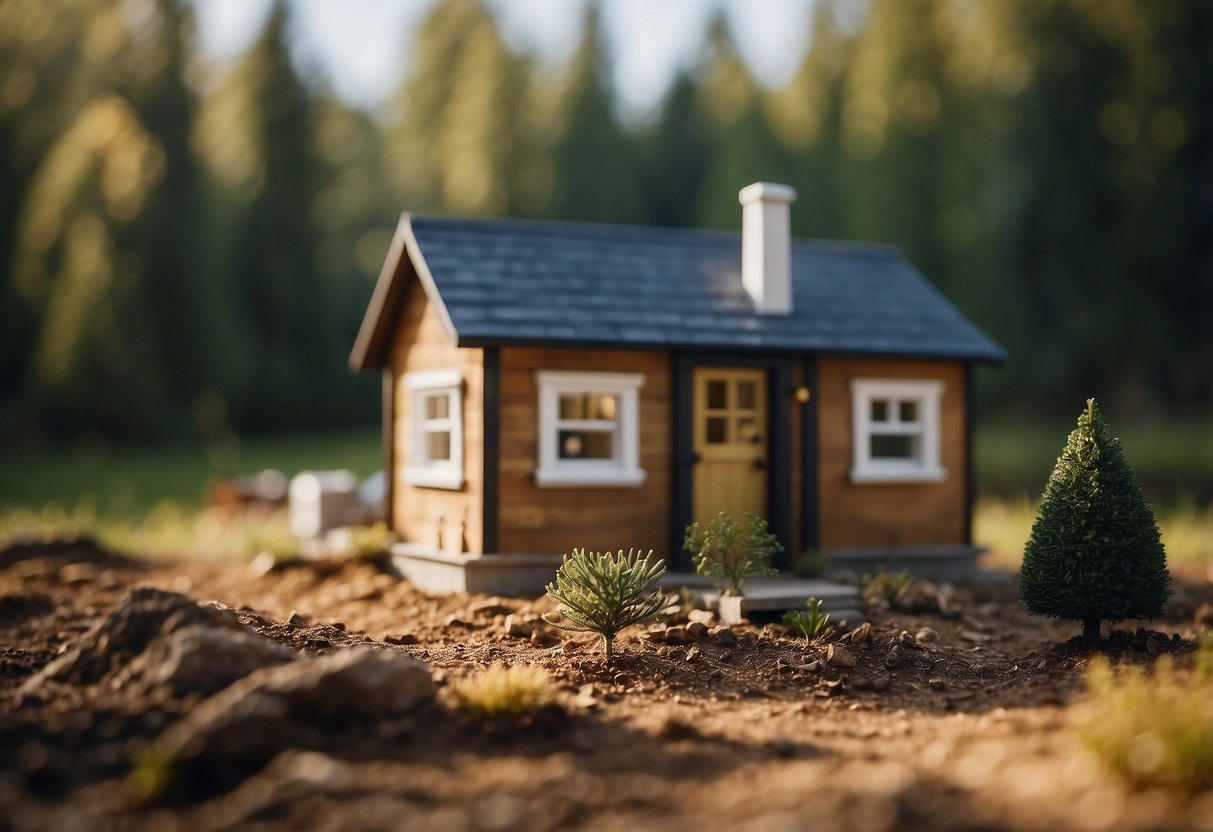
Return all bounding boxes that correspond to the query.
[390,279,484,554]
[817,357,967,549]
[496,347,672,557]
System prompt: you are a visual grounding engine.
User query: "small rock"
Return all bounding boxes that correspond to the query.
[884,648,901,669]
[1037,658,1047,671]
[559,641,578,655]
[687,609,716,626]
[612,672,631,687]
[503,614,536,638]
[247,551,277,578]
[928,677,946,692]
[685,646,701,662]
[827,644,856,668]
[664,626,693,645]
[653,716,695,740]
[915,627,939,644]
[848,622,872,645]
[328,622,346,632]
[469,597,514,617]
[712,626,737,647]
[385,634,418,646]
[898,630,916,648]
[59,563,99,585]
[1195,602,1213,630]
[960,630,992,643]
[288,611,309,627]
[687,622,709,640]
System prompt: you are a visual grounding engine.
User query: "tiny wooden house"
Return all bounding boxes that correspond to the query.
[350,183,1003,593]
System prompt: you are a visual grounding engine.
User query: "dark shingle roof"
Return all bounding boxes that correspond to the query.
[354,214,1004,367]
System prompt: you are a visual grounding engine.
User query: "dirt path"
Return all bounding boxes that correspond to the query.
[1,539,1210,832]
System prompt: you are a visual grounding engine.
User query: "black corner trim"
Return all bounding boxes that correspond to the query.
[482,348,500,555]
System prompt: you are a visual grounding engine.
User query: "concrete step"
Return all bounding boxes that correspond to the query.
[663,573,864,625]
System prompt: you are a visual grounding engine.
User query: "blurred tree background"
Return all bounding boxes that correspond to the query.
[1,0,1209,449]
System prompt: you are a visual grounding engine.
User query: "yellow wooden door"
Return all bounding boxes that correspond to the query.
[692,367,768,525]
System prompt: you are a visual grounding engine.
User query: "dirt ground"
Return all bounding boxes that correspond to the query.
[1,538,1211,832]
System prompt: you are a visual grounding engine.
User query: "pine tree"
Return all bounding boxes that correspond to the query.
[1019,399,1170,643]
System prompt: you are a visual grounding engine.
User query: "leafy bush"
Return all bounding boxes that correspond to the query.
[683,512,781,596]
[860,568,913,607]
[450,663,557,722]
[342,521,396,560]
[1020,399,1171,642]
[545,548,667,665]
[1076,639,1213,789]
[792,547,827,578]
[783,597,834,641]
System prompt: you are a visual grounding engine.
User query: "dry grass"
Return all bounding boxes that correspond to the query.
[0,499,296,564]
[1075,639,1213,790]
[449,664,558,722]
[975,495,1213,571]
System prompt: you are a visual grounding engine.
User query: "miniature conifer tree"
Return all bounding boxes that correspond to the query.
[545,548,667,665]
[1019,398,1170,643]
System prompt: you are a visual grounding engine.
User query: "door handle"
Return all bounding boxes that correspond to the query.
[754,457,767,471]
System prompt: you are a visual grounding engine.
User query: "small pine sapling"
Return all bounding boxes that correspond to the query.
[684,512,781,596]
[545,548,667,665]
[783,597,834,641]
[1020,399,1171,643]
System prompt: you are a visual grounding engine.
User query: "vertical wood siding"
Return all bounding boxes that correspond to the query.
[817,357,967,549]
[390,279,484,554]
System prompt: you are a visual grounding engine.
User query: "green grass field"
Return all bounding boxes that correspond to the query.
[1,417,1209,566]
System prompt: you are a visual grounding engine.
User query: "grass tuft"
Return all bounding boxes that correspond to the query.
[450,663,557,722]
[1076,639,1213,790]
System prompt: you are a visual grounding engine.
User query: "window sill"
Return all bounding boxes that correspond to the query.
[534,467,647,488]
[850,466,946,484]
[403,467,464,490]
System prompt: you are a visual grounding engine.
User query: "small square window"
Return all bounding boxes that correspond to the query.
[706,417,728,444]
[850,379,945,484]
[536,371,646,487]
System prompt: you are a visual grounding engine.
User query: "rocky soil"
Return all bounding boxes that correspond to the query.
[1,538,1211,832]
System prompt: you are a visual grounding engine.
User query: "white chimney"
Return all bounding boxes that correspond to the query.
[738,182,797,315]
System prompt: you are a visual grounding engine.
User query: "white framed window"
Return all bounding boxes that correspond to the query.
[403,369,464,490]
[535,371,646,487]
[850,379,945,483]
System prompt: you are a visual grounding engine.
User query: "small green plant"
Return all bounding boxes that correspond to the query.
[783,597,834,641]
[1020,398,1171,642]
[684,512,781,596]
[1076,639,1213,789]
[860,568,914,607]
[343,521,396,560]
[545,548,667,665]
[450,663,557,722]
[792,546,827,578]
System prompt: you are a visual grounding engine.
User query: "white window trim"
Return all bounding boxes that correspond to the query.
[850,378,946,484]
[403,369,464,490]
[535,370,646,487]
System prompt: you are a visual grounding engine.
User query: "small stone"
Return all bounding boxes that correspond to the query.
[898,630,916,648]
[288,611,308,626]
[884,650,901,670]
[687,609,716,626]
[915,627,939,644]
[960,630,992,643]
[613,673,631,687]
[1037,658,1047,671]
[503,614,536,638]
[469,597,514,617]
[712,626,737,647]
[59,563,99,585]
[664,626,693,645]
[685,646,701,662]
[928,677,946,692]
[443,615,472,628]
[654,716,695,740]
[385,634,418,646]
[827,644,856,668]
[687,622,709,640]
[848,622,871,645]
[560,641,578,655]
[1195,602,1213,630]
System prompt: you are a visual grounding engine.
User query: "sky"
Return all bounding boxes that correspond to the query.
[192,0,817,121]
